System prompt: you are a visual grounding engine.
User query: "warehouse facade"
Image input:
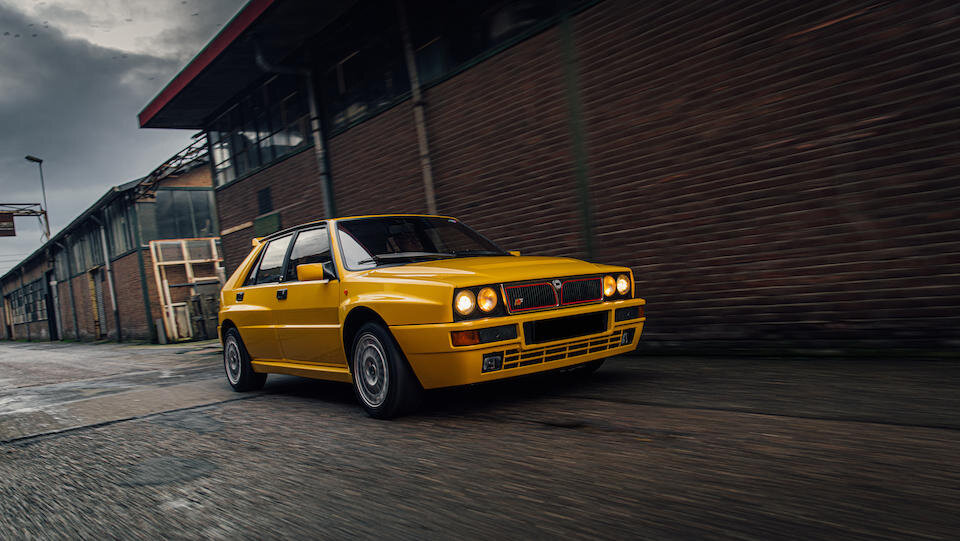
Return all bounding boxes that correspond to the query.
[1,143,222,343]
[139,0,960,348]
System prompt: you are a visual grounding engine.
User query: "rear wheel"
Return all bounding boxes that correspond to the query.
[223,328,267,392]
[351,322,422,419]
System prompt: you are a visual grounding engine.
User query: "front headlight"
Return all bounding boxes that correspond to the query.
[477,287,498,312]
[455,290,476,316]
[603,275,616,297]
[616,274,631,296]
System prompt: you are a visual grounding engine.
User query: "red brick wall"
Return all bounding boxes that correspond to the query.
[112,250,154,340]
[329,104,425,217]
[158,165,213,188]
[57,281,76,340]
[215,149,327,276]
[573,0,960,344]
[427,27,585,257]
[0,258,52,341]
[209,1,960,347]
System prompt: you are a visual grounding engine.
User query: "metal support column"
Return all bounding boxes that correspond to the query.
[397,0,438,215]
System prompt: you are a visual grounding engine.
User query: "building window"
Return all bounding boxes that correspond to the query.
[316,0,565,134]
[8,279,47,324]
[207,74,311,186]
[106,200,134,257]
[154,190,217,240]
[257,188,273,215]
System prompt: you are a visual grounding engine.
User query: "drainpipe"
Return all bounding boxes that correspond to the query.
[54,240,80,341]
[397,0,438,215]
[91,213,122,342]
[254,44,337,219]
[18,268,30,341]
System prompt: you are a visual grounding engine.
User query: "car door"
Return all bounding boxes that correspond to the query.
[274,226,345,366]
[233,234,292,362]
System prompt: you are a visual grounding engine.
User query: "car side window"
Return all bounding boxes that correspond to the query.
[254,234,292,284]
[286,228,334,281]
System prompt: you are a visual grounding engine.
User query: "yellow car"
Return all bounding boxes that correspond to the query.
[219,214,645,418]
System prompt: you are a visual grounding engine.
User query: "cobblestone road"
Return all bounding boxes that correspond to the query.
[0,341,957,539]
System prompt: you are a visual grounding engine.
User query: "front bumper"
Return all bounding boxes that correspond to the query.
[390,299,645,389]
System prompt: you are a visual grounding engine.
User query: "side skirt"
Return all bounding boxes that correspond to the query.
[250,360,352,383]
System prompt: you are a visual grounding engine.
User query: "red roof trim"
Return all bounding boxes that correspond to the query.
[138,0,276,128]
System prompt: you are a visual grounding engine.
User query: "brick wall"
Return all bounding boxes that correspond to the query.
[0,257,52,341]
[215,148,326,276]
[209,0,959,347]
[160,164,213,188]
[428,27,585,258]
[57,280,76,339]
[112,250,154,340]
[329,104,424,217]
[573,0,960,345]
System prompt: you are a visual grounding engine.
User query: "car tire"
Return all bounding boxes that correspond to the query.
[350,322,422,419]
[223,327,267,392]
[568,359,605,377]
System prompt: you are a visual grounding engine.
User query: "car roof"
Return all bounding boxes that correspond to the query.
[256,214,457,244]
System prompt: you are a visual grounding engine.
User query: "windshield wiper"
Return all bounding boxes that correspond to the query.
[450,249,509,257]
[357,252,458,265]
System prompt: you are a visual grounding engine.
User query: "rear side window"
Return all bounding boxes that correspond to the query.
[286,228,333,281]
[254,234,292,284]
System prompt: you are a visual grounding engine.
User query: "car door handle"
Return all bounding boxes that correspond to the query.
[235,292,244,302]
[276,288,288,300]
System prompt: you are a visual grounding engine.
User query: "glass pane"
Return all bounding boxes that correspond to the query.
[287,228,332,280]
[186,239,213,260]
[191,191,215,237]
[173,190,194,238]
[157,241,184,262]
[255,235,292,284]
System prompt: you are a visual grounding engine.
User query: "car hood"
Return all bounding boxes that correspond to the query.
[357,256,623,287]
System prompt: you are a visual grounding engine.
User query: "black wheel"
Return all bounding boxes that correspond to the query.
[223,327,267,391]
[350,322,422,419]
[567,359,605,377]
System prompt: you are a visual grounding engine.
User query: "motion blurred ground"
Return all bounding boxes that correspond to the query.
[0,342,957,539]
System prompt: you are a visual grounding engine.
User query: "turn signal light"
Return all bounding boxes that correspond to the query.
[451,330,481,346]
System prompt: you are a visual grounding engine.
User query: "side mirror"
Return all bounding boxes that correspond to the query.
[508,250,521,257]
[296,263,333,282]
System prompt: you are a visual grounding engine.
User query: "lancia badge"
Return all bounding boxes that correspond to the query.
[552,279,562,289]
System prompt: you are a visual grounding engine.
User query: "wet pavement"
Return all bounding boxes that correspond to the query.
[0,341,958,539]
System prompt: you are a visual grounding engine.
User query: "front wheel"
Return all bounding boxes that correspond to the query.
[223,328,267,391]
[351,322,422,419]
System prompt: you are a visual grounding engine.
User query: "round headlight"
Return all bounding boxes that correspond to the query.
[477,287,498,312]
[616,274,630,295]
[603,275,616,297]
[455,290,476,316]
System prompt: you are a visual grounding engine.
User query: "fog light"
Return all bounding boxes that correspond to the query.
[620,328,635,346]
[482,352,503,372]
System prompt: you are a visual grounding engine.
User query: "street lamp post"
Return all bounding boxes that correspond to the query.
[24,155,50,241]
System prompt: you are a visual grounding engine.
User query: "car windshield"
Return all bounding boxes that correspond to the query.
[337,216,507,270]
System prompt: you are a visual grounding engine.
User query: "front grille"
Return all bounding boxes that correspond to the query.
[500,330,624,370]
[560,277,602,305]
[504,282,557,312]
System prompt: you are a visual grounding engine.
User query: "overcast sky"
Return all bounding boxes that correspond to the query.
[0,0,246,275]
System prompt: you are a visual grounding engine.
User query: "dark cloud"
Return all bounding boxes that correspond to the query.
[139,0,242,62]
[0,1,242,273]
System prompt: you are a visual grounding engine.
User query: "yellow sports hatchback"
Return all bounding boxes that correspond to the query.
[219,215,645,418]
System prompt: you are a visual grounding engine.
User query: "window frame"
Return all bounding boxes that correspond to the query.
[282,225,337,283]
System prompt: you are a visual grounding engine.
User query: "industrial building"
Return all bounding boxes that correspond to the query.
[1,142,223,343]
[139,0,959,348]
